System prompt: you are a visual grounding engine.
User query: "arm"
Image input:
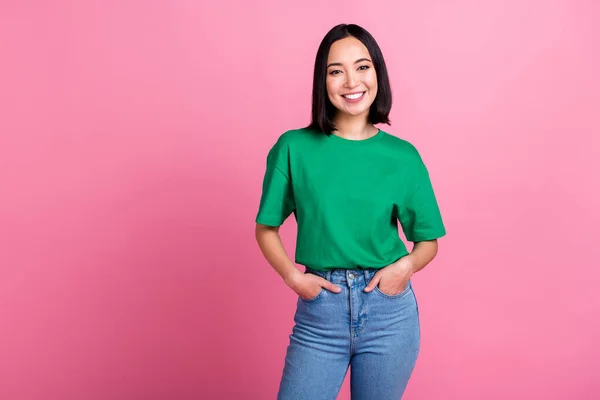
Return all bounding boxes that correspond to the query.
[402,239,439,274]
[255,223,302,286]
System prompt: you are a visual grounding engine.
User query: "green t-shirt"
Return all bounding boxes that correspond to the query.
[255,127,446,271]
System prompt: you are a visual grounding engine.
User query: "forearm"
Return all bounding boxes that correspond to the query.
[255,224,301,286]
[402,240,439,273]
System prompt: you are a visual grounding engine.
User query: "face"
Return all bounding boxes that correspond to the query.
[326,36,378,118]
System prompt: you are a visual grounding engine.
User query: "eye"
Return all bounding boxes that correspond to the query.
[329,70,342,75]
[358,65,370,71]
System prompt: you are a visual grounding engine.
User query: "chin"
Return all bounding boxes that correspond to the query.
[344,110,368,117]
[332,98,374,116]
[341,105,371,116]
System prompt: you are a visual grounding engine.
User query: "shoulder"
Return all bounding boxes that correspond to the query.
[268,127,322,153]
[380,131,424,163]
[275,127,321,145]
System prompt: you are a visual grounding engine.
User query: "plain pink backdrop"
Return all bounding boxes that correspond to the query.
[1,1,599,399]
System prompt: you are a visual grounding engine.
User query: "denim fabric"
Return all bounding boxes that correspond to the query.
[277,267,420,400]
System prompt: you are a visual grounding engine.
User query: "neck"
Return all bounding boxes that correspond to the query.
[332,113,376,140]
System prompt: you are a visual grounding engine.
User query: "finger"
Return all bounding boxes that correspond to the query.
[320,278,342,293]
[364,274,381,292]
[329,283,342,293]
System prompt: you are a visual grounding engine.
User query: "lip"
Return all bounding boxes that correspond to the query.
[341,91,366,103]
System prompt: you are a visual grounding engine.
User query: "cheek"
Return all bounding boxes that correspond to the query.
[367,74,378,92]
[326,79,338,99]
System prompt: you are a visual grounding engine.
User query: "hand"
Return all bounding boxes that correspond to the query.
[364,257,415,295]
[285,270,342,300]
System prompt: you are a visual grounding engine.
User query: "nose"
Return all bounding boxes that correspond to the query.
[344,70,359,88]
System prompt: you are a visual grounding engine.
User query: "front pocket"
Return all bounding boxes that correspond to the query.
[374,281,412,299]
[299,287,324,303]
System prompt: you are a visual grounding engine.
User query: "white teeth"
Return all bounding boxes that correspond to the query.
[343,92,364,100]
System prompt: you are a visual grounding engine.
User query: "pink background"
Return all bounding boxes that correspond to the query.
[1,1,599,399]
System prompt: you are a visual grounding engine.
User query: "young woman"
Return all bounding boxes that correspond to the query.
[255,23,446,400]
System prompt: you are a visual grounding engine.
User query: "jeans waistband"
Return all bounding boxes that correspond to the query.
[304,267,378,284]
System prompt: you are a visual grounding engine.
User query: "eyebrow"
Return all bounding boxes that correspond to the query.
[326,58,372,68]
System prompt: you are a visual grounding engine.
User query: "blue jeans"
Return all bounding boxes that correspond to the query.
[277,267,420,400]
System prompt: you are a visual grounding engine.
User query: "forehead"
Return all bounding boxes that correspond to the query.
[327,36,371,63]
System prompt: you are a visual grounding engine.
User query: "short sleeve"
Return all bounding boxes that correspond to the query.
[255,139,296,227]
[398,155,446,242]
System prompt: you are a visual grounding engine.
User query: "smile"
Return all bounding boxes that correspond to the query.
[342,92,365,100]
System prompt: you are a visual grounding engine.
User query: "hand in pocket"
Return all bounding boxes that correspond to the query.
[287,272,342,300]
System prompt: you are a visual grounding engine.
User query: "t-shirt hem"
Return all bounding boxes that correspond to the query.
[296,253,410,271]
[255,214,283,227]
[407,229,447,242]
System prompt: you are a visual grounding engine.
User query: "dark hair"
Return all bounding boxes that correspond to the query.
[306,23,392,135]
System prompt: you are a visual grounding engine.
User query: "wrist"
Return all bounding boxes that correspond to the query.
[393,255,417,274]
[283,267,302,287]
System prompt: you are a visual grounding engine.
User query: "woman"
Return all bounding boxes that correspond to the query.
[255,23,446,400]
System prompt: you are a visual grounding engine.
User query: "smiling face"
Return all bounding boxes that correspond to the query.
[326,36,378,119]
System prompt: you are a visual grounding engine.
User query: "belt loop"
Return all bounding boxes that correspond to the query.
[363,268,370,281]
[326,270,332,282]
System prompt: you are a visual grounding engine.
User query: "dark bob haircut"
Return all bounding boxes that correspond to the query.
[306,23,392,135]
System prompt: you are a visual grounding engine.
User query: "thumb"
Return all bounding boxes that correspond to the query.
[364,274,381,292]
